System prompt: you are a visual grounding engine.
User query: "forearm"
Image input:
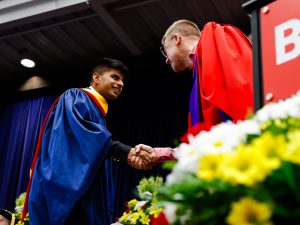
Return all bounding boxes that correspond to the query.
[106,141,132,162]
[154,147,176,163]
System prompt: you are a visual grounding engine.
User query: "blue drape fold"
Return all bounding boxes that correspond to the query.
[0,95,55,210]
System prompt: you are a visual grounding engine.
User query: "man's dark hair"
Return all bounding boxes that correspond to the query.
[91,57,129,81]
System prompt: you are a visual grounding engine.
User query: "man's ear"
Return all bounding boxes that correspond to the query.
[92,72,100,84]
[174,33,181,46]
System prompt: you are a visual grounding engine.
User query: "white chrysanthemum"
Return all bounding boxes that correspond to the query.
[284,96,300,118]
[140,191,153,199]
[172,140,205,174]
[168,119,261,184]
[15,205,23,214]
[167,92,300,185]
[207,120,260,150]
[255,91,300,123]
[173,120,260,175]
[134,200,147,211]
[234,120,261,138]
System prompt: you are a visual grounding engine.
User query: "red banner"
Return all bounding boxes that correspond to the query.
[260,0,300,103]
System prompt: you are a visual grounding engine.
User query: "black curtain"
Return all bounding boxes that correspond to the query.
[107,65,192,217]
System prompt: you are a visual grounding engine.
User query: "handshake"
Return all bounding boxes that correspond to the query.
[127,144,175,170]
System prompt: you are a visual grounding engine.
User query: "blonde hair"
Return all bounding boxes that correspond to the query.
[162,19,200,45]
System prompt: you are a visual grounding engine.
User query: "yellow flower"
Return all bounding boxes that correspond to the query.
[274,119,288,129]
[129,212,140,224]
[252,132,286,168]
[260,121,272,131]
[286,131,300,164]
[226,197,273,225]
[149,208,163,218]
[213,140,223,148]
[119,211,130,222]
[127,199,138,208]
[197,153,224,181]
[139,213,151,225]
[16,213,29,225]
[287,117,300,127]
[220,145,274,186]
[150,199,158,206]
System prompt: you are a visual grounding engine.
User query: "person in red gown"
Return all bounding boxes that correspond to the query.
[161,19,253,141]
[136,20,253,162]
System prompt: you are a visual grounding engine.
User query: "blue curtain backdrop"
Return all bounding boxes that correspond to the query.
[0,95,56,210]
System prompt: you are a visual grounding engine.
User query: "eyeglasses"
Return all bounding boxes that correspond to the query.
[160,45,167,58]
[160,35,175,59]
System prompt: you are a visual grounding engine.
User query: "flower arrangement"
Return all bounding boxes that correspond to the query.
[115,176,164,225]
[15,192,29,225]
[158,91,300,225]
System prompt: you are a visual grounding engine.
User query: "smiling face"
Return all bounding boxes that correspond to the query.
[92,69,124,101]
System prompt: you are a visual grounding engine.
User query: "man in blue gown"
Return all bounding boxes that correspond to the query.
[27,58,154,225]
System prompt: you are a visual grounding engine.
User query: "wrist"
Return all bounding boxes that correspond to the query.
[154,147,175,163]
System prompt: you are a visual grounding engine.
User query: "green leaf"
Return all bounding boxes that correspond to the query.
[162,160,176,170]
[281,162,300,203]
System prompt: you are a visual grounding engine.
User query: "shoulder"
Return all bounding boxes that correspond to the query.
[63,88,85,96]
[57,88,90,107]
[60,88,89,100]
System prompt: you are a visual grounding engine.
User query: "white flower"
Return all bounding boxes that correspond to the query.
[255,92,300,122]
[172,140,204,174]
[140,191,153,199]
[15,205,23,214]
[234,120,261,138]
[167,91,300,187]
[173,120,260,175]
[134,200,147,211]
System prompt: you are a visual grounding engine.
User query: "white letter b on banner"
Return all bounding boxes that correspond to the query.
[275,19,300,65]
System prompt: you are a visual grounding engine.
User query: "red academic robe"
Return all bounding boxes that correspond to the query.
[184,22,253,142]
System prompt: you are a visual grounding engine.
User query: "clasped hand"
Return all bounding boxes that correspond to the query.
[127,144,156,170]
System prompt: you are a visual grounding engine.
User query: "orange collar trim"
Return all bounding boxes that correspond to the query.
[82,87,108,114]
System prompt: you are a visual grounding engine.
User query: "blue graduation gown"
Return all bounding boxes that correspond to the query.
[28,88,114,225]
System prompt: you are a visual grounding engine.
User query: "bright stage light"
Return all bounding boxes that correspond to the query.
[21,58,36,68]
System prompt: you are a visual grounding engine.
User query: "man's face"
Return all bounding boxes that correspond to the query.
[162,34,188,73]
[95,69,124,101]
